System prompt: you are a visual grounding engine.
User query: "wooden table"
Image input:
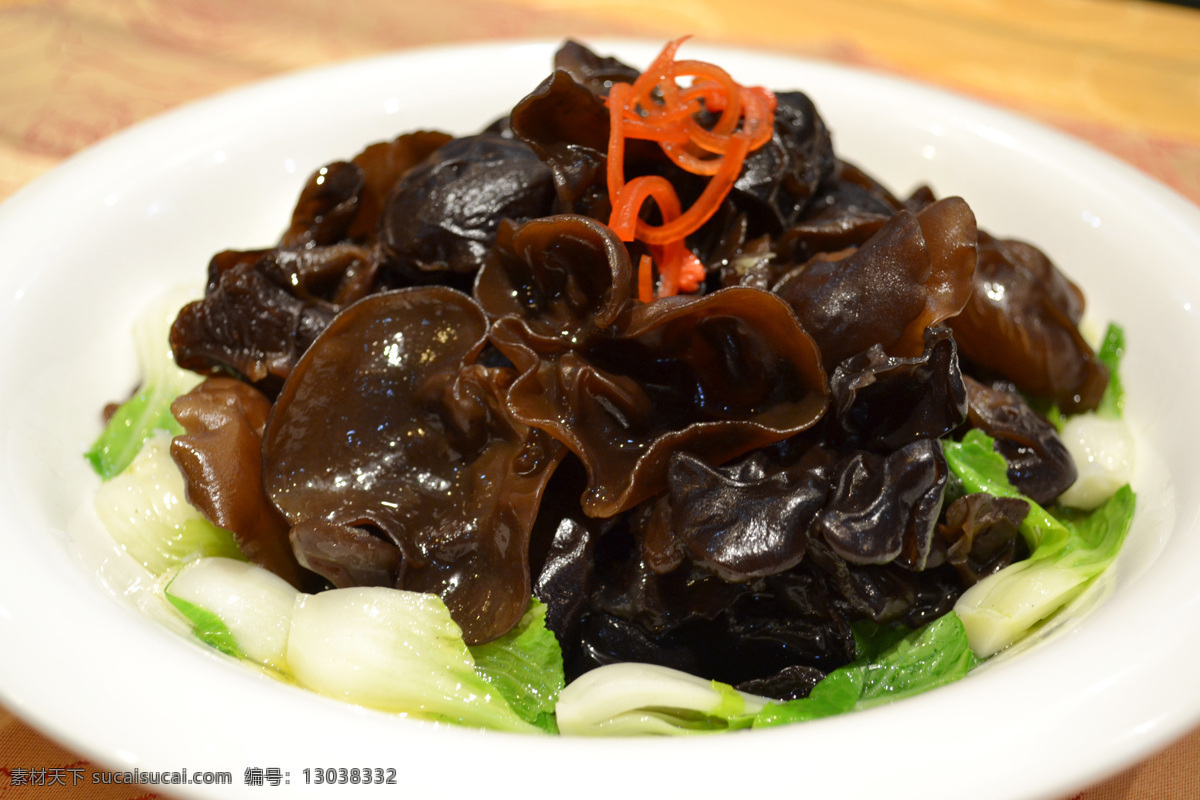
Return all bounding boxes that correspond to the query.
[2,1,1199,798]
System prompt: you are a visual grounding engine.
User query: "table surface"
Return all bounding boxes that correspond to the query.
[2,0,1199,797]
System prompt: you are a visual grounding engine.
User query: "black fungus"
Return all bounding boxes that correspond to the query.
[379,134,557,286]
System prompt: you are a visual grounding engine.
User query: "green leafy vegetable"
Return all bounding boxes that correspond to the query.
[945,431,1136,657]
[286,587,544,734]
[163,557,566,729]
[556,613,977,735]
[86,288,203,479]
[165,594,244,658]
[1096,322,1125,419]
[753,612,977,727]
[850,618,916,661]
[754,669,866,726]
[469,600,565,734]
[943,429,1072,552]
[853,613,979,709]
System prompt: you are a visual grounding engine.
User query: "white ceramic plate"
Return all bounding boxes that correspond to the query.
[2,39,1200,800]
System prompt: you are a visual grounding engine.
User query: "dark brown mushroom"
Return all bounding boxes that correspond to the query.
[170,377,310,589]
[262,287,564,643]
[963,374,1077,505]
[775,196,978,371]
[935,492,1029,585]
[378,134,557,286]
[169,260,335,394]
[482,215,829,518]
[829,326,968,451]
[509,69,611,217]
[949,231,1108,413]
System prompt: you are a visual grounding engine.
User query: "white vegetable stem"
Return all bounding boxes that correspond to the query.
[166,557,297,670]
[134,285,204,403]
[953,560,1090,658]
[93,432,239,573]
[556,662,768,736]
[1057,413,1135,510]
[286,587,539,733]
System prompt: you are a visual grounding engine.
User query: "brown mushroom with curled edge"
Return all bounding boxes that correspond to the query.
[170,377,311,590]
[478,214,830,518]
[948,230,1108,413]
[775,196,978,372]
[262,286,564,644]
[963,374,1077,505]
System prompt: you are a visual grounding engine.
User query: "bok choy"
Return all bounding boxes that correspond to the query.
[945,430,1135,657]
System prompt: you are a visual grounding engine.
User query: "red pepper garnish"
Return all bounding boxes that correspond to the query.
[605,37,777,302]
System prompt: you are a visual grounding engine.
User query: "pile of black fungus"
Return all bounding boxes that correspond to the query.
[166,41,1106,701]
